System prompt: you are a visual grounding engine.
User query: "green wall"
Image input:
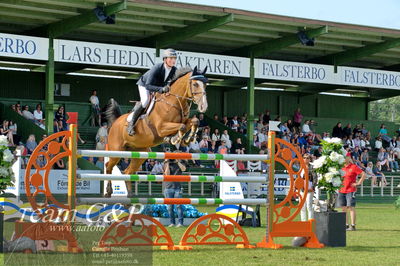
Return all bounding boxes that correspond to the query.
[0,69,393,134]
[221,88,368,120]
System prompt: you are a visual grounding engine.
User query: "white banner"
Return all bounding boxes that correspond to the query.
[54,39,250,77]
[15,170,101,194]
[255,58,336,84]
[255,58,400,90]
[0,32,399,89]
[0,32,48,60]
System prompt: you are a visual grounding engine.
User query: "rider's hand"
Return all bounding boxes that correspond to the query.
[160,85,170,93]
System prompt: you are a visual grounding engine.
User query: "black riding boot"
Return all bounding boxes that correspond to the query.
[127,102,144,136]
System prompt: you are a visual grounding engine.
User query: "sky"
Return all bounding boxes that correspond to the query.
[169,0,400,30]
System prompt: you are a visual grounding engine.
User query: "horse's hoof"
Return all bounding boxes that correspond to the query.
[170,137,180,145]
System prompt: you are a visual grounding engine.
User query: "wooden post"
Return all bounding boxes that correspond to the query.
[68,124,77,218]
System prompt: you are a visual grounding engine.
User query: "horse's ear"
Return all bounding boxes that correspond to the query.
[202,66,208,75]
[193,66,198,75]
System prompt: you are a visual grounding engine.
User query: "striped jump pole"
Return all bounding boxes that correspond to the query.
[77,173,267,183]
[77,150,270,162]
[77,197,268,206]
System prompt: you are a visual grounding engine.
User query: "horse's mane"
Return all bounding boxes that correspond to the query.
[170,66,192,85]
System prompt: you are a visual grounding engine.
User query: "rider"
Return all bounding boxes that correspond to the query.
[127,48,178,135]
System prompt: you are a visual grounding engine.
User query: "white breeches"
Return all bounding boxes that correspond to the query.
[138,85,150,107]
[300,191,314,221]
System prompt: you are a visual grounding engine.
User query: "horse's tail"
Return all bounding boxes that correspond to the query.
[104,98,122,127]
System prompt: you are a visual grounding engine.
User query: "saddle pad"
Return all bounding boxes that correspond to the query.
[126,96,156,123]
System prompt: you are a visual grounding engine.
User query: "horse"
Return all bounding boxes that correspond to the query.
[103,66,208,197]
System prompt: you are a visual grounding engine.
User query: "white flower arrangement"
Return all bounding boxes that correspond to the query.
[311,137,346,211]
[0,136,15,194]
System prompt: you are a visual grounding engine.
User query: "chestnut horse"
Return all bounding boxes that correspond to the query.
[103,66,208,197]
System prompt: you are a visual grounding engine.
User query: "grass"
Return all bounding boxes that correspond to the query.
[1,202,399,266]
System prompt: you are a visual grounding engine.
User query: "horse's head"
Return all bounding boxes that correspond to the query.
[189,66,208,113]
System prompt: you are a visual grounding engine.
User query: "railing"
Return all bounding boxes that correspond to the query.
[132,171,216,196]
[359,175,400,197]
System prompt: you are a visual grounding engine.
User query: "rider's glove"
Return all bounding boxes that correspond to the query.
[160,85,170,93]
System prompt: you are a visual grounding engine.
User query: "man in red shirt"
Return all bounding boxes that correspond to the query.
[337,156,366,231]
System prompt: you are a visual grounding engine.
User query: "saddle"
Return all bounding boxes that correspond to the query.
[126,93,156,123]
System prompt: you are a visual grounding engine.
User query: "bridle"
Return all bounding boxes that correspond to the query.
[155,75,207,120]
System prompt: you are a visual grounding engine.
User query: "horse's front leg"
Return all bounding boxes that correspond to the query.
[183,117,199,145]
[159,122,186,145]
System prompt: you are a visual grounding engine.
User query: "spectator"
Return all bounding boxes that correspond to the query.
[213,114,219,121]
[377,148,390,171]
[293,108,303,133]
[388,151,399,172]
[332,122,344,139]
[287,119,295,133]
[201,127,210,139]
[346,135,355,149]
[389,136,400,155]
[95,157,104,170]
[374,137,383,151]
[300,154,317,221]
[189,139,201,153]
[262,110,270,124]
[351,146,362,167]
[280,122,289,135]
[221,116,229,127]
[217,140,229,154]
[302,120,311,134]
[9,121,19,145]
[309,120,317,133]
[198,113,208,129]
[353,124,362,136]
[231,138,245,154]
[313,146,323,158]
[96,122,108,150]
[373,161,388,187]
[257,128,267,146]
[0,120,15,146]
[361,124,368,136]
[89,89,101,127]
[54,106,67,131]
[259,149,268,172]
[15,103,22,115]
[220,130,231,149]
[22,105,35,121]
[211,128,221,142]
[145,159,155,172]
[365,162,377,187]
[255,120,263,132]
[379,124,391,143]
[199,136,209,153]
[239,116,247,134]
[360,149,369,167]
[26,134,37,155]
[209,140,218,153]
[230,116,240,132]
[151,160,164,174]
[343,123,352,138]
[298,133,307,150]
[163,157,186,227]
[33,104,45,129]
[353,135,361,148]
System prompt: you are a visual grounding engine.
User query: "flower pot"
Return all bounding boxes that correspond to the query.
[315,211,346,247]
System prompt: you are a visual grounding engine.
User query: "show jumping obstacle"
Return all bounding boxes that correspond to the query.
[19,115,323,252]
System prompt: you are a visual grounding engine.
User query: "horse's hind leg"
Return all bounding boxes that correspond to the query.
[104,157,121,197]
[123,148,150,197]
